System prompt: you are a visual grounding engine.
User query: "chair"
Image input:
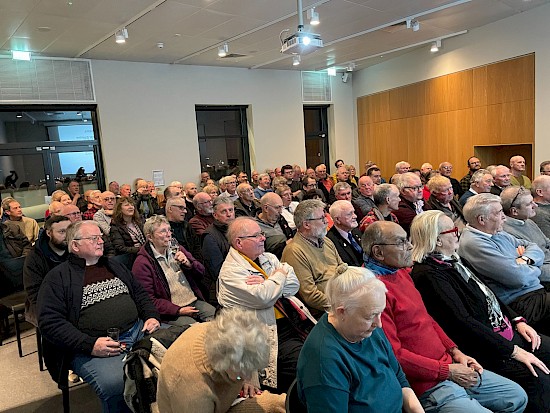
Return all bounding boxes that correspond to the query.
[285,379,307,413]
[0,256,27,347]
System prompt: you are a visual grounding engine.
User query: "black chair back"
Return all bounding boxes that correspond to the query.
[285,378,308,413]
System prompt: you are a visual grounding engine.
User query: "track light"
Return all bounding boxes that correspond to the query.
[307,8,320,26]
[218,43,228,57]
[406,19,420,32]
[430,39,442,53]
[292,55,301,66]
[346,62,356,72]
[12,50,31,61]
[115,28,128,44]
[16,112,22,118]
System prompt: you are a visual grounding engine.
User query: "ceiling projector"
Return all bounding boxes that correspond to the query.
[281,30,323,55]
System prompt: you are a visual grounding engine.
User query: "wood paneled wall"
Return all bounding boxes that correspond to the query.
[357,54,535,180]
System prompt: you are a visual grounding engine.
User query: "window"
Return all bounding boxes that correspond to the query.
[196,106,250,181]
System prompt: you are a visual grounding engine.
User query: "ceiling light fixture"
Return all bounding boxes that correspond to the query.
[115,28,128,44]
[346,62,356,72]
[280,0,323,56]
[307,8,320,26]
[430,39,442,53]
[293,55,301,66]
[218,43,228,57]
[16,112,22,118]
[11,50,31,61]
[327,67,336,76]
[406,18,420,32]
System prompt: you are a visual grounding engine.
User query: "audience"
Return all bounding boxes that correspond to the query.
[165,197,201,260]
[352,175,376,221]
[367,166,383,185]
[425,175,466,230]
[315,163,332,201]
[82,190,102,220]
[108,181,120,197]
[276,185,299,230]
[110,197,146,256]
[540,161,550,176]
[202,183,219,200]
[393,172,425,236]
[183,182,198,220]
[438,161,464,198]
[254,173,273,199]
[294,176,317,202]
[234,183,261,217]
[61,204,82,222]
[219,176,238,201]
[395,161,411,174]
[67,179,87,212]
[132,179,160,219]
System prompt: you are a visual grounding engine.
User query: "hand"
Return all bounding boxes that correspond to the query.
[516,257,527,265]
[451,349,483,373]
[241,382,262,398]
[516,322,541,352]
[513,346,550,377]
[274,266,288,278]
[517,245,526,256]
[178,306,199,316]
[448,363,479,388]
[174,251,192,268]
[91,337,122,358]
[142,318,160,333]
[246,275,265,285]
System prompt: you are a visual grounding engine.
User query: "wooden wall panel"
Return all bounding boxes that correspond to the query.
[486,100,535,145]
[447,109,474,179]
[425,76,449,115]
[473,66,487,107]
[357,96,369,125]
[486,55,534,105]
[447,70,473,111]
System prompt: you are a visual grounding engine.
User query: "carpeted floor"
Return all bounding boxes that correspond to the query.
[0,321,101,413]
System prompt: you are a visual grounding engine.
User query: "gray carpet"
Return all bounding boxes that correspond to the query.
[0,322,101,413]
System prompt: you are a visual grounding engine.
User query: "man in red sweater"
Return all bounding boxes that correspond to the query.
[362,221,527,413]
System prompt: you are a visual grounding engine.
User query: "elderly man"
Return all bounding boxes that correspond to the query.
[201,196,235,303]
[510,156,532,189]
[254,173,273,199]
[82,190,102,220]
[276,185,299,230]
[362,221,527,413]
[234,183,261,217]
[352,175,376,221]
[219,176,238,201]
[67,179,87,212]
[199,171,210,189]
[532,175,550,237]
[37,221,160,412]
[490,165,512,196]
[425,175,466,229]
[256,192,294,258]
[61,204,82,223]
[327,200,363,266]
[163,184,183,205]
[236,171,248,185]
[395,161,411,174]
[165,197,201,261]
[189,192,215,236]
[281,199,345,318]
[93,191,116,235]
[329,181,352,205]
[119,184,131,198]
[459,169,494,207]
[108,181,120,197]
[250,170,259,188]
[460,156,482,193]
[24,215,70,326]
[315,164,333,200]
[501,186,550,285]
[438,162,463,198]
[393,172,425,236]
[1,197,39,244]
[132,179,160,219]
[218,217,307,392]
[420,163,433,175]
[459,193,550,335]
[359,183,400,231]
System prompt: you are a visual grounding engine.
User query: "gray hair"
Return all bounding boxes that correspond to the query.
[329,200,352,219]
[236,183,253,196]
[334,182,351,194]
[143,214,169,237]
[373,184,397,206]
[275,185,291,197]
[294,199,326,229]
[426,175,450,193]
[471,169,490,185]
[394,172,419,191]
[501,186,529,214]
[204,307,269,378]
[395,161,409,172]
[213,195,233,212]
[258,173,269,181]
[410,210,445,262]
[491,165,508,178]
[67,221,99,253]
[463,193,501,225]
[227,217,257,246]
[166,197,185,210]
[218,176,232,186]
[326,266,386,314]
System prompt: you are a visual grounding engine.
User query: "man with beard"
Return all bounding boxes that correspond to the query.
[23,215,71,326]
[460,156,482,193]
[281,199,345,318]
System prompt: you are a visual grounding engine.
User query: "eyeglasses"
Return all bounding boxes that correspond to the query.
[227,181,237,185]
[197,199,213,205]
[103,197,116,201]
[65,212,81,217]
[306,216,327,222]
[267,204,284,211]
[155,228,172,235]
[439,226,459,238]
[238,231,266,240]
[171,205,187,210]
[510,186,526,208]
[375,239,410,251]
[404,185,423,191]
[74,235,103,243]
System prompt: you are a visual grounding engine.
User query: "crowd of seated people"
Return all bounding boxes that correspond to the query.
[23,154,550,412]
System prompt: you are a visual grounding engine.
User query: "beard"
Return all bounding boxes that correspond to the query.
[50,238,68,250]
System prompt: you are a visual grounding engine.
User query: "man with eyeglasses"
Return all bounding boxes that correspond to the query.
[393,172,427,236]
[459,193,550,336]
[282,199,345,318]
[93,191,116,235]
[220,176,239,202]
[363,220,527,413]
[234,183,261,218]
[532,175,550,238]
[295,176,317,202]
[37,221,160,412]
[540,161,550,177]
[460,157,482,193]
[166,197,202,261]
[438,162,464,198]
[218,217,309,393]
[61,204,83,223]
[501,186,550,285]
[189,192,215,236]
[256,192,294,258]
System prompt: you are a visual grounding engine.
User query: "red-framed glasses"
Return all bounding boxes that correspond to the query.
[440,226,459,237]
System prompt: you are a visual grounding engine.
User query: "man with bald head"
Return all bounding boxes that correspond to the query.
[510,156,532,189]
[188,192,215,236]
[438,161,463,198]
[234,183,260,217]
[256,192,294,258]
[93,191,116,235]
[61,204,82,223]
[183,182,198,220]
[491,165,512,196]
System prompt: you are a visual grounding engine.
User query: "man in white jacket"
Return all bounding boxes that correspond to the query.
[218,217,309,393]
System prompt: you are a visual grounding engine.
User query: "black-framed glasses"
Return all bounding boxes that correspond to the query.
[306,216,327,222]
[374,239,410,251]
[74,235,103,243]
[440,226,459,238]
[404,185,423,191]
[171,205,187,210]
[238,231,266,240]
[510,186,526,208]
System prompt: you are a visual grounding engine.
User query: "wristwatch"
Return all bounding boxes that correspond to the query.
[520,256,533,265]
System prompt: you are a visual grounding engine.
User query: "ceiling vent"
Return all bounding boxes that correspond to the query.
[380,21,408,33]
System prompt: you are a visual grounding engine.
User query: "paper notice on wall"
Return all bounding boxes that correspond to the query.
[153,170,164,187]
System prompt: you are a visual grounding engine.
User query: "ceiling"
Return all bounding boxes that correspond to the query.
[0,0,548,72]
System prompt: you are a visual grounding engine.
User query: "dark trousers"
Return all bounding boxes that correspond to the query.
[510,289,550,336]
[484,333,550,413]
[276,317,304,394]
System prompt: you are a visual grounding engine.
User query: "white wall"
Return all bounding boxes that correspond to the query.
[91,61,355,186]
[352,3,550,171]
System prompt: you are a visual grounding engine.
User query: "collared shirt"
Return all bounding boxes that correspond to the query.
[297,231,324,249]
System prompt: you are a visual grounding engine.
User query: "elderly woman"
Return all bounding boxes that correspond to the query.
[410,210,550,413]
[297,266,424,413]
[109,197,146,255]
[157,307,285,413]
[132,215,215,326]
